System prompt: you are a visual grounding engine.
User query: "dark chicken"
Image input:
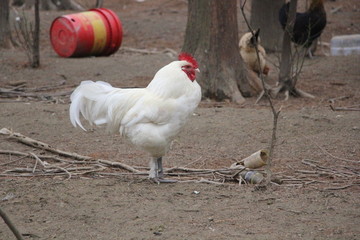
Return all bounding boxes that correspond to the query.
[279,0,327,49]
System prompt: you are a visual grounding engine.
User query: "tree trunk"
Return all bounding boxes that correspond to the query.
[20,0,84,10]
[182,0,251,104]
[275,0,314,99]
[55,0,84,10]
[250,0,284,52]
[40,0,58,10]
[96,0,103,8]
[0,0,11,48]
[31,0,40,68]
[278,0,297,89]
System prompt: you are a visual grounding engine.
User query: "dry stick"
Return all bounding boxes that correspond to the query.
[182,156,204,168]
[0,149,140,179]
[0,128,140,173]
[0,150,93,165]
[328,96,350,104]
[177,178,224,185]
[0,88,73,99]
[96,159,140,173]
[302,159,358,177]
[0,207,25,240]
[120,47,177,58]
[239,0,281,185]
[0,154,28,166]
[330,105,360,112]
[4,168,34,173]
[16,80,67,92]
[324,184,358,191]
[300,134,359,163]
[166,166,233,173]
[3,164,106,178]
[29,152,73,179]
[31,155,38,173]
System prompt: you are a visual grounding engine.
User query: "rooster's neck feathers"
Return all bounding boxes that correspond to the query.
[146,60,199,99]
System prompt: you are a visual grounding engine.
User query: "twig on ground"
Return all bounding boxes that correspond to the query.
[0,88,72,99]
[177,178,225,185]
[300,134,359,163]
[181,156,204,168]
[0,207,25,240]
[0,153,28,166]
[330,105,360,111]
[328,95,350,104]
[96,159,140,173]
[120,47,177,58]
[0,128,140,173]
[330,5,342,14]
[324,184,358,191]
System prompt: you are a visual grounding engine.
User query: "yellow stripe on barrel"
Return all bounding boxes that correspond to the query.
[82,12,107,55]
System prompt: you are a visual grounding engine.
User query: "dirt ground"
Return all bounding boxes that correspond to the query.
[1,0,360,239]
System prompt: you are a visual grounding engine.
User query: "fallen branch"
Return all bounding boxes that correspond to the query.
[0,88,72,99]
[96,159,140,173]
[301,134,359,163]
[324,184,358,191]
[328,95,350,104]
[177,178,225,185]
[0,128,140,173]
[5,80,68,92]
[330,105,360,112]
[0,128,91,159]
[120,47,177,58]
[301,159,358,177]
[0,207,25,240]
[330,5,342,14]
[0,150,92,164]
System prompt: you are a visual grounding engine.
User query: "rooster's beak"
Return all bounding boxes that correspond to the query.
[195,68,200,73]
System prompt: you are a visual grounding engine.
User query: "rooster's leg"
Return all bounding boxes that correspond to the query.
[157,157,164,178]
[157,157,177,183]
[149,157,159,179]
[149,157,177,183]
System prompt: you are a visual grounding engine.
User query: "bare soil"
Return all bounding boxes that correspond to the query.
[1,0,359,239]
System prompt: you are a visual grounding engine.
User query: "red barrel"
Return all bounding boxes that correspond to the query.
[50,8,122,57]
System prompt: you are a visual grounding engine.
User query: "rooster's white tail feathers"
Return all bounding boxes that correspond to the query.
[69,81,143,133]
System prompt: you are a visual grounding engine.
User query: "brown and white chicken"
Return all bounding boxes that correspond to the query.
[239,29,270,93]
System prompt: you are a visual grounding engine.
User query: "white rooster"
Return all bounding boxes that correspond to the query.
[69,53,201,183]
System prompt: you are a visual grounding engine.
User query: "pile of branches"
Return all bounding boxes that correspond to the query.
[0,80,73,103]
[1,128,359,190]
[0,128,251,185]
[278,159,359,190]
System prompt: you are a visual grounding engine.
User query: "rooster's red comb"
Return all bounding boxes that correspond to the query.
[178,52,198,69]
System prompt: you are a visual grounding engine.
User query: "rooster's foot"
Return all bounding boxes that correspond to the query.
[150,177,177,184]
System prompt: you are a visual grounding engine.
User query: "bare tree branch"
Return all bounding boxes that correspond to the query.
[239,0,282,185]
